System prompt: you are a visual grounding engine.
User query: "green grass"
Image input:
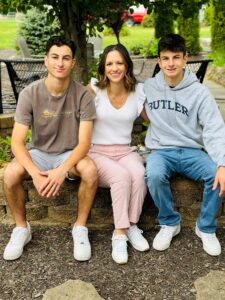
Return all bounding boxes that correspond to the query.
[0,18,212,51]
[103,25,211,50]
[207,49,225,66]
[103,26,155,50]
[200,26,211,38]
[0,18,19,49]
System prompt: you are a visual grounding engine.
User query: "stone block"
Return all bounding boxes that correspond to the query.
[1,214,15,226]
[91,207,114,224]
[182,220,196,228]
[171,177,203,207]
[5,205,12,217]
[26,202,48,221]
[218,216,225,227]
[0,113,14,129]
[42,279,104,300]
[87,223,114,230]
[139,212,157,229]
[31,217,70,227]
[28,185,72,206]
[194,271,225,300]
[48,204,77,224]
[0,167,7,205]
[93,188,112,208]
[0,205,6,220]
[180,202,202,220]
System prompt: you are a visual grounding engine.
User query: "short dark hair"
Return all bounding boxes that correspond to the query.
[45,36,77,58]
[158,33,187,56]
[96,44,137,92]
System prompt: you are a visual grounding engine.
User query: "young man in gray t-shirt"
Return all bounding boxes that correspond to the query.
[3,36,97,262]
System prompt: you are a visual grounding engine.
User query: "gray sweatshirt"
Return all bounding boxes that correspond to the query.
[144,69,225,167]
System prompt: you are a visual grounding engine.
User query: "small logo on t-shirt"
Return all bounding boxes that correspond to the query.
[42,110,73,119]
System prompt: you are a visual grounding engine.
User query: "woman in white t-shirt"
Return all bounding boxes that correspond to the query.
[87,44,149,264]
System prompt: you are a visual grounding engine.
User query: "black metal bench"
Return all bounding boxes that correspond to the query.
[0,58,47,113]
[152,59,213,83]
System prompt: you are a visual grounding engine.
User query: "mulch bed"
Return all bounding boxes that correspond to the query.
[1,224,225,300]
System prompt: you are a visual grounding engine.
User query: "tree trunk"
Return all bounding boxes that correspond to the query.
[57,0,88,84]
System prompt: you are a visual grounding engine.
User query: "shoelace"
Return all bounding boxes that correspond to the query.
[158,226,174,237]
[113,236,128,252]
[113,239,127,252]
[202,233,217,242]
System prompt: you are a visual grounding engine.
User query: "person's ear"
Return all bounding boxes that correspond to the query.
[183,55,188,66]
[157,57,162,68]
[72,59,76,68]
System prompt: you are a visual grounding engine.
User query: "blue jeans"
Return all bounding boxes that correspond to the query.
[145,147,221,233]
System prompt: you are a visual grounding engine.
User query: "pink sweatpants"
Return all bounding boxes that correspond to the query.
[88,144,147,229]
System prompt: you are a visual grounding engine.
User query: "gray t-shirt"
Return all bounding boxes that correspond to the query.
[15,78,96,153]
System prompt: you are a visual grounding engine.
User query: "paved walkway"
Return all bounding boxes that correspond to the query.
[204,79,225,100]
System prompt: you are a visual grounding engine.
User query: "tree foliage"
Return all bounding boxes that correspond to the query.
[151,0,209,55]
[4,0,151,84]
[19,8,63,55]
[211,0,225,51]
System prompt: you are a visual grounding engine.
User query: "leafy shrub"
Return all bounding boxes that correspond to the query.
[0,136,13,162]
[142,14,154,28]
[140,38,159,57]
[203,5,213,26]
[87,57,99,82]
[178,12,201,55]
[130,44,145,55]
[18,8,63,56]
[103,24,130,37]
[211,2,225,52]
[0,131,32,162]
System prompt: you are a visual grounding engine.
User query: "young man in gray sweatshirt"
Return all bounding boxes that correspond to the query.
[144,33,225,256]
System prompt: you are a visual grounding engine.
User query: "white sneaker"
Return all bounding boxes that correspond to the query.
[153,223,181,251]
[195,224,221,256]
[3,222,32,260]
[112,234,128,264]
[127,225,149,251]
[72,225,91,261]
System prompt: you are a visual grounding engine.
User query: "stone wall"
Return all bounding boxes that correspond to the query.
[0,167,225,229]
[0,113,14,137]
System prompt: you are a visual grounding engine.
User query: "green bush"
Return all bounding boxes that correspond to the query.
[140,38,159,57]
[154,5,175,38]
[203,5,213,26]
[130,44,145,55]
[211,2,225,52]
[18,8,63,56]
[178,12,201,55]
[87,57,99,82]
[142,14,154,28]
[102,24,130,37]
[0,136,12,162]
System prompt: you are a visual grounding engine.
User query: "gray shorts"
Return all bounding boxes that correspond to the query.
[29,148,72,171]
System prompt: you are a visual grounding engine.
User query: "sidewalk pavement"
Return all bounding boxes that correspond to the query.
[204,79,225,100]
[204,79,225,120]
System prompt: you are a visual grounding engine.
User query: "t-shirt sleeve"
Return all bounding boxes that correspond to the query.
[90,77,100,94]
[79,88,96,121]
[136,82,146,115]
[14,88,33,126]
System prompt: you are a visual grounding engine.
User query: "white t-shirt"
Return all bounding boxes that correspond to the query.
[90,78,146,145]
